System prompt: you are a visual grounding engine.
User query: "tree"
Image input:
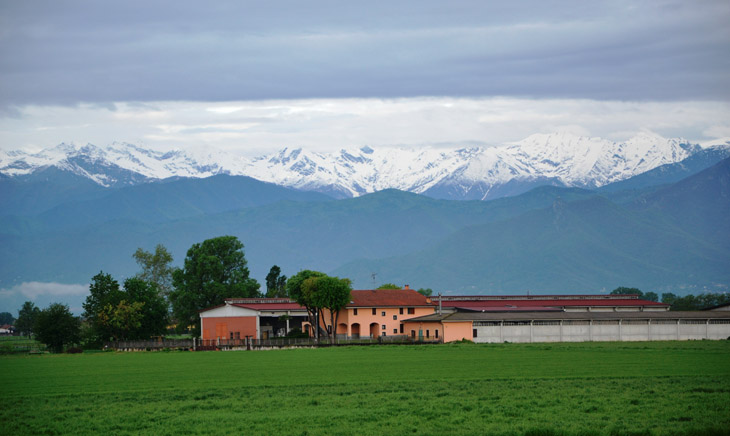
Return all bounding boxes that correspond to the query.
[15,301,41,337]
[306,275,352,342]
[0,312,15,325]
[287,270,327,338]
[97,300,145,341]
[661,292,730,311]
[643,291,659,302]
[123,278,169,339]
[610,287,644,297]
[133,244,175,297]
[376,283,401,290]
[83,271,124,342]
[266,265,288,298]
[417,288,433,297]
[35,303,81,353]
[170,236,261,334]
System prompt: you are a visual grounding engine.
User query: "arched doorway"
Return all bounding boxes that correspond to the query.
[337,323,348,339]
[369,322,380,338]
[351,323,361,339]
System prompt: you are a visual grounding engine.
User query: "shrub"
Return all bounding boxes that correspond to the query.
[66,347,83,354]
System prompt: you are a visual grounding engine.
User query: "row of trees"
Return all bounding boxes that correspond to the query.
[609,287,730,310]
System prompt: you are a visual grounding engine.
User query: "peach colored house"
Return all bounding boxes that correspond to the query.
[401,317,473,342]
[315,288,437,339]
[199,288,437,341]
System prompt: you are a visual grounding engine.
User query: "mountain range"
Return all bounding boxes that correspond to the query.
[1,133,728,313]
[3,132,729,201]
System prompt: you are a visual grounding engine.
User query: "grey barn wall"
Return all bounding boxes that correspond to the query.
[472,319,730,343]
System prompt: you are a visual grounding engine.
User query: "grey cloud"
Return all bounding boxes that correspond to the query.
[0,1,728,108]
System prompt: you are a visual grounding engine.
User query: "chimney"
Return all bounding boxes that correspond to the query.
[438,293,442,316]
[404,284,410,290]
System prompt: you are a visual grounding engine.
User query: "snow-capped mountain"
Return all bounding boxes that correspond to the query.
[1,133,727,199]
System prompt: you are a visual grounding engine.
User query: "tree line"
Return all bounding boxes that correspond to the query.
[609,287,730,310]
[11,235,358,351]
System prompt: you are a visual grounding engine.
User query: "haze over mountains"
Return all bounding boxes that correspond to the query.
[1,132,729,313]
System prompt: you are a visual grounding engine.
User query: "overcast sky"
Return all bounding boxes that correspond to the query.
[1,0,729,155]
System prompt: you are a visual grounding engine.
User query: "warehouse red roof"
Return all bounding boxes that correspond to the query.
[348,289,435,307]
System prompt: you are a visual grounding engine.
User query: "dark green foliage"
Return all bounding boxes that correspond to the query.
[417,288,433,297]
[662,292,730,310]
[170,236,260,334]
[610,287,643,296]
[265,265,287,297]
[83,272,169,343]
[34,303,80,353]
[122,278,169,339]
[83,271,124,343]
[0,312,15,325]
[306,275,352,341]
[15,301,41,337]
[376,283,401,289]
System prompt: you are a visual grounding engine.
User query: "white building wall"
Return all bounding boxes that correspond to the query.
[473,319,730,343]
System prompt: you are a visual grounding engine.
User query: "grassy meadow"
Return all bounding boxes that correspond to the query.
[1,341,729,436]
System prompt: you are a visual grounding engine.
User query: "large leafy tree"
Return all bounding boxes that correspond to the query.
[83,271,124,342]
[15,301,41,337]
[84,272,168,343]
[0,312,14,325]
[123,278,169,339]
[306,275,352,342]
[287,270,327,337]
[266,265,288,298]
[133,244,175,297]
[170,236,261,334]
[35,303,81,353]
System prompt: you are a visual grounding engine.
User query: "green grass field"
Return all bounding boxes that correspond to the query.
[2,341,729,436]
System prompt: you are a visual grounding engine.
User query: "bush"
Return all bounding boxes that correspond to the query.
[66,347,83,354]
[285,328,309,338]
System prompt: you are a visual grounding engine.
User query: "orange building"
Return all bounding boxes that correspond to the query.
[199,288,437,341]
[316,287,437,339]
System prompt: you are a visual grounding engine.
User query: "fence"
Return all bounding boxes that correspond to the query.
[106,335,442,351]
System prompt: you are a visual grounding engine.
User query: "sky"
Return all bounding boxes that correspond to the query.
[1,0,729,156]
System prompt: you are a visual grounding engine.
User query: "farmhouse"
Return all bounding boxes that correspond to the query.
[198,291,730,343]
[199,287,435,341]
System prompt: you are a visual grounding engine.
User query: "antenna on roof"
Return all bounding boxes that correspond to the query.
[371,272,377,286]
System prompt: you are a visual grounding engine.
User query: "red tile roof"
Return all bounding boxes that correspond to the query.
[439,298,668,308]
[348,289,434,307]
[233,303,304,311]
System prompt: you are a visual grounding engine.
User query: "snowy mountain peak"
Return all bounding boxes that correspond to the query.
[1,133,726,199]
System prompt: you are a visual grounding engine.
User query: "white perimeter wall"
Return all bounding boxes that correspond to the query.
[473,320,730,343]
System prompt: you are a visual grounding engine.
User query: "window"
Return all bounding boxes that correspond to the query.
[393,315,397,320]
[393,329,398,334]
[381,324,386,330]
[411,330,416,338]
[426,330,430,338]
[381,311,386,316]
[382,332,386,337]
[400,325,404,334]
[407,308,415,314]
[399,308,404,315]
[473,329,477,338]
[372,308,376,315]
[353,308,358,315]
[230,332,234,339]
[327,325,332,333]
[435,330,438,338]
